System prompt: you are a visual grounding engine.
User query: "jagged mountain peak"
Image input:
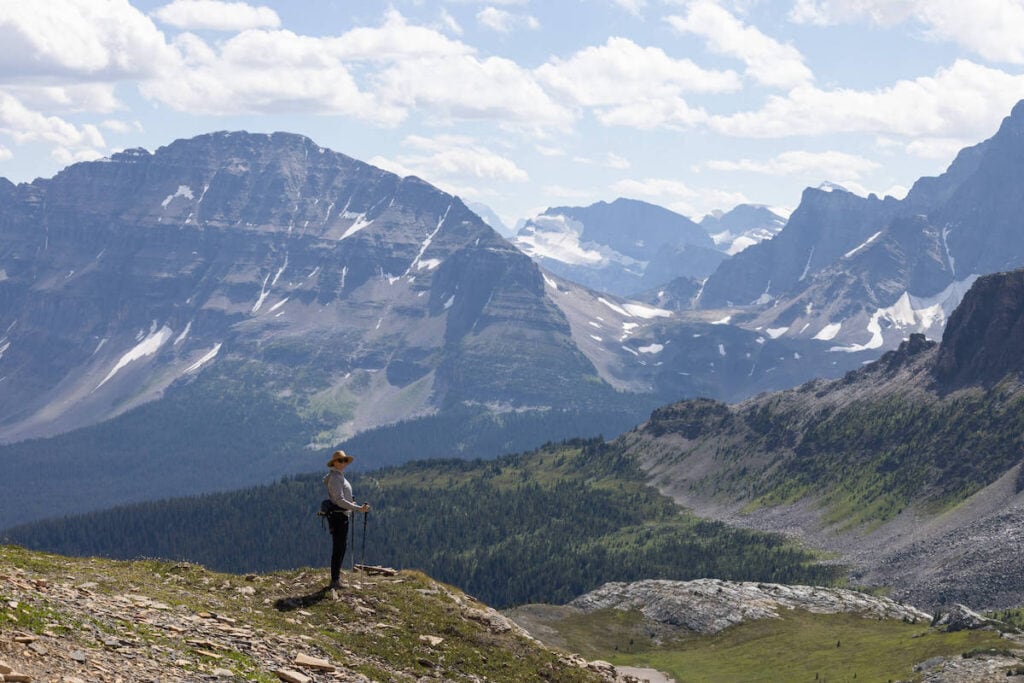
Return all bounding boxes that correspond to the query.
[934,268,1024,389]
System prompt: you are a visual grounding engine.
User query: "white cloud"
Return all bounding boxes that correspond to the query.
[790,0,1024,64]
[0,90,106,150]
[536,37,740,128]
[138,11,571,130]
[573,152,632,169]
[477,7,539,32]
[372,134,529,185]
[335,10,472,61]
[667,1,813,89]
[611,0,646,15]
[0,0,177,81]
[51,145,105,166]
[0,145,12,161]
[153,0,280,31]
[101,118,143,134]
[707,149,880,178]
[5,83,120,113]
[141,29,393,121]
[710,59,1024,139]
[903,137,973,160]
[542,185,603,202]
[610,176,748,218]
[612,177,698,199]
[375,53,573,129]
[438,9,463,35]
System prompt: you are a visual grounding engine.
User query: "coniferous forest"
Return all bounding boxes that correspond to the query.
[4,438,841,609]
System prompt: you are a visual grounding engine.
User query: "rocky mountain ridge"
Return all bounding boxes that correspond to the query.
[695,99,1024,355]
[622,268,1024,610]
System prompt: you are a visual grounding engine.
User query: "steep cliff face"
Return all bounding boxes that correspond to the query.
[0,131,608,442]
[934,269,1024,389]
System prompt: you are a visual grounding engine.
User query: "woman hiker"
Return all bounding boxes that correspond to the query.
[324,449,371,589]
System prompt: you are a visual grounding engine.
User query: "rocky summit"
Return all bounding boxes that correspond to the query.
[0,545,639,683]
[0,131,607,444]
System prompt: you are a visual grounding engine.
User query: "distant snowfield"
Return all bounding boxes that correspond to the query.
[829,275,979,353]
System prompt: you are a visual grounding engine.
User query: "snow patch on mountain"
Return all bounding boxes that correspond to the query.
[830,275,979,353]
[186,343,222,373]
[95,325,174,390]
[844,231,883,259]
[161,185,194,208]
[813,322,842,341]
[515,214,627,267]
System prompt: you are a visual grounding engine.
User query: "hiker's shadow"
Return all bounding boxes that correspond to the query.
[273,587,333,612]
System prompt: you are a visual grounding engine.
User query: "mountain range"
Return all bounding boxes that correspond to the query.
[511,198,784,297]
[695,101,1024,354]
[6,101,1024,529]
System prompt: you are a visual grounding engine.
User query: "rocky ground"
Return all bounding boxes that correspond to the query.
[568,578,933,635]
[0,545,646,683]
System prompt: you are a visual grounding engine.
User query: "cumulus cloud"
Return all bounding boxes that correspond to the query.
[335,10,472,61]
[0,144,12,161]
[137,10,570,130]
[790,0,1024,64]
[536,37,740,128]
[371,134,529,186]
[709,59,1024,139]
[668,1,813,89]
[140,29,393,122]
[5,83,120,113]
[476,7,539,32]
[0,0,177,81]
[706,149,880,179]
[153,0,280,31]
[0,90,106,149]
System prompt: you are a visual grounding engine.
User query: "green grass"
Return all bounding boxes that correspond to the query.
[604,610,1007,683]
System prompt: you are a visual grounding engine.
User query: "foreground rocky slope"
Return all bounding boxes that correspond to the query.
[0,545,631,683]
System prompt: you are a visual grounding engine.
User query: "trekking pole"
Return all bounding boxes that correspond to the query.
[361,511,369,566]
[349,512,356,571]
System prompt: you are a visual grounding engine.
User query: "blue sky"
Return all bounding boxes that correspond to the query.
[2,1,1024,227]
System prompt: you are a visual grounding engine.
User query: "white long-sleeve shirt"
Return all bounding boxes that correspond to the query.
[324,469,359,516]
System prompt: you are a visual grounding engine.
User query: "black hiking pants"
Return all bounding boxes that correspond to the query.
[328,511,350,583]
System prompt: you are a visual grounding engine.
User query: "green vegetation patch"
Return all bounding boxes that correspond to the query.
[609,610,1006,683]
